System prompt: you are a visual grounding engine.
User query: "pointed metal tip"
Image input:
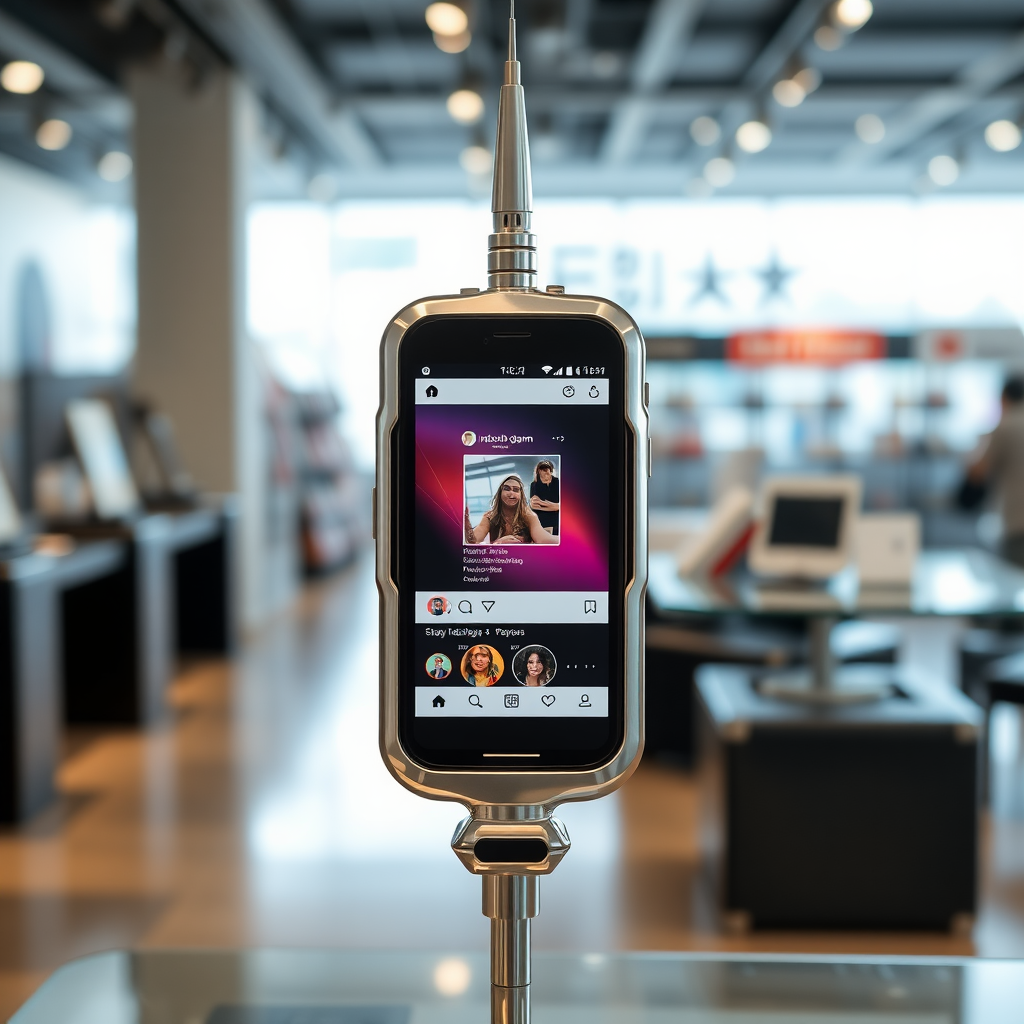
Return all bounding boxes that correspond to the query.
[508,0,516,64]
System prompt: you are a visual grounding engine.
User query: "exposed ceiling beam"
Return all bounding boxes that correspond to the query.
[706,0,833,156]
[600,0,707,165]
[174,0,381,168]
[838,29,1024,166]
[741,0,832,93]
[354,83,1018,122]
[565,0,593,47]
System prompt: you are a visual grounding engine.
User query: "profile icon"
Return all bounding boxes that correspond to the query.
[461,644,505,686]
[512,645,556,687]
[462,431,477,446]
[426,653,452,679]
[427,595,450,616]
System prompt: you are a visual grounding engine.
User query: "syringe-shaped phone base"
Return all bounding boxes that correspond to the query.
[452,811,570,1024]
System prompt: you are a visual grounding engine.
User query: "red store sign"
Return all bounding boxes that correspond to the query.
[726,329,888,365]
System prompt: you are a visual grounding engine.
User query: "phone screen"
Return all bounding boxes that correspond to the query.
[394,315,631,770]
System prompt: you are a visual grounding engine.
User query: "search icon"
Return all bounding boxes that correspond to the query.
[458,600,473,614]
[468,694,483,708]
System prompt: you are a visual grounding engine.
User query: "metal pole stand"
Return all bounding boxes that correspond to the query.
[759,615,895,704]
[452,809,570,1024]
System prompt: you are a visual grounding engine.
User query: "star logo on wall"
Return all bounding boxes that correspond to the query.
[688,254,732,307]
[756,252,797,303]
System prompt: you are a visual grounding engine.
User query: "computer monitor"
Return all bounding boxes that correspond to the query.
[748,475,862,579]
[65,399,140,521]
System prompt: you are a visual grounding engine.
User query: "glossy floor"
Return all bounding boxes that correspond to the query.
[2,553,1024,1019]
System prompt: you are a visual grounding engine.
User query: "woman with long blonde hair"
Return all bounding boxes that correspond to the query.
[464,474,557,545]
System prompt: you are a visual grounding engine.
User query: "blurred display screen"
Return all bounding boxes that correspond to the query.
[66,399,139,520]
[768,496,843,549]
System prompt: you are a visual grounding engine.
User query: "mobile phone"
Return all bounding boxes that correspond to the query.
[376,290,648,809]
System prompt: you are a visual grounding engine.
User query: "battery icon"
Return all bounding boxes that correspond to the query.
[565,365,572,376]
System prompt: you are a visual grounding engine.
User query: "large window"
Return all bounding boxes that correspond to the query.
[248,196,1024,469]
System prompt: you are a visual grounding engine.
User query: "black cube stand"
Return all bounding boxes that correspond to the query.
[696,664,982,931]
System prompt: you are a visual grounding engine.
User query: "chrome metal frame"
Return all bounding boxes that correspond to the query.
[375,286,648,814]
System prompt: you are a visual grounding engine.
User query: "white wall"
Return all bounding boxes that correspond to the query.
[0,153,134,378]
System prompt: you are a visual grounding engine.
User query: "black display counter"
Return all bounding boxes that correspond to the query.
[0,542,125,822]
[696,664,982,931]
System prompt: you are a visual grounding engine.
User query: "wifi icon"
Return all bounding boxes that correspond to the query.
[542,366,553,374]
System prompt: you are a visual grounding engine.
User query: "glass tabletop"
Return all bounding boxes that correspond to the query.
[648,548,1024,618]
[11,949,1024,1023]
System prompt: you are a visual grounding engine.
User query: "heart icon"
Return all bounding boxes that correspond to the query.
[541,693,555,707]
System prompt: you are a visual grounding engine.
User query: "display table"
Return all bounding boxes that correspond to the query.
[10,949,1024,1023]
[0,542,126,822]
[646,549,1024,930]
[648,547,1024,697]
[58,504,237,726]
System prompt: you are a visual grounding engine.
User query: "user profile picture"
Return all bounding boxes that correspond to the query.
[427,595,450,616]
[425,653,452,680]
[461,644,505,686]
[512,645,557,687]
[462,431,477,447]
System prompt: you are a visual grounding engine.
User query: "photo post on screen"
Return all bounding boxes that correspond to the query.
[463,454,561,546]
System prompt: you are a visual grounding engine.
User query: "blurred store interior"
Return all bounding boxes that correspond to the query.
[2,0,1024,1018]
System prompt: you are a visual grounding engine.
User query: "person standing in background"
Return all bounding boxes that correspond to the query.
[969,376,1024,567]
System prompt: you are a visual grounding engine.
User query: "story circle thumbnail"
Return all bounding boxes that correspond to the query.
[426,653,452,679]
[461,644,505,686]
[513,645,557,686]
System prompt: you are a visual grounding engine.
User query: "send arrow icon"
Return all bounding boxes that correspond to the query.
[482,601,495,612]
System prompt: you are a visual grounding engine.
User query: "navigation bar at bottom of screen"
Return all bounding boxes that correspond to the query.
[416,686,608,717]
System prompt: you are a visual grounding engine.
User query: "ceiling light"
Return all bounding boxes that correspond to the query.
[927,154,959,187]
[1,60,44,94]
[425,2,468,36]
[772,78,805,108]
[833,0,873,31]
[813,25,844,50]
[854,113,885,143]
[460,144,492,175]
[704,156,735,188]
[36,118,72,151]
[433,30,471,53]
[97,150,132,182]
[689,116,720,146]
[985,119,1022,153]
[793,67,822,94]
[447,88,484,124]
[736,119,772,153]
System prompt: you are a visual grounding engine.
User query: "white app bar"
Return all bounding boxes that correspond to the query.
[415,378,608,406]
[417,591,608,624]
[415,686,608,718]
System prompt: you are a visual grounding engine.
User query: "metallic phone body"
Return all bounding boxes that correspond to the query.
[375,286,649,813]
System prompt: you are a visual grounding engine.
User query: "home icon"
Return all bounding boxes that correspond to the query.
[432,695,445,708]
[426,385,438,398]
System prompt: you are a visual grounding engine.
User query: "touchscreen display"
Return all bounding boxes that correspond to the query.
[396,316,627,769]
